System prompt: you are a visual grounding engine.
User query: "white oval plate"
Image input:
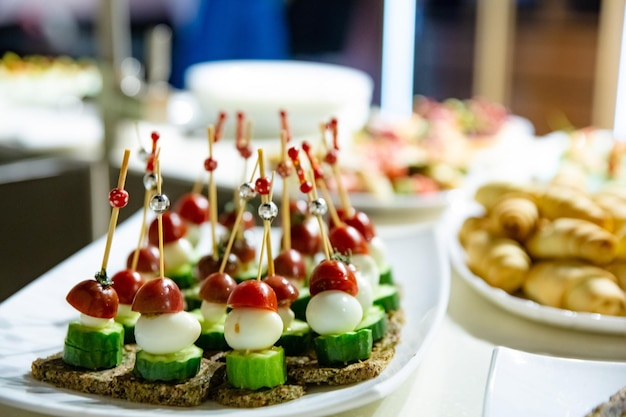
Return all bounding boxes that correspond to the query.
[445,202,626,335]
[0,213,449,417]
[484,346,626,417]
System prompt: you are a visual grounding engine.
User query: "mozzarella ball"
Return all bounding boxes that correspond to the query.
[80,314,113,329]
[135,311,201,354]
[277,306,295,332]
[354,272,374,314]
[163,238,195,271]
[306,290,363,335]
[200,300,227,324]
[224,308,283,351]
[368,236,387,270]
[185,223,202,247]
[351,254,380,288]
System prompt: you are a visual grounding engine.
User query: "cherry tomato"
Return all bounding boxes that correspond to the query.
[132,277,184,314]
[218,208,256,230]
[66,279,119,319]
[290,217,322,256]
[228,280,278,312]
[199,272,238,304]
[309,259,358,297]
[273,249,307,282]
[126,245,160,274]
[328,224,369,255]
[111,269,145,305]
[175,192,209,225]
[289,199,308,225]
[196,253,240,280]
[148,212,187,245]
[335,208,376,242]
[263,274,299,307]
[231,232,256,265]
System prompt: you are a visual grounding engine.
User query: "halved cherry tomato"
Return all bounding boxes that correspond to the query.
[148,212,187,245]
[263,274,299,307]
[309,259,358,297]
[111,269,145,305]
[231,232,256,265]
[199,272,237,304]
[335,208,376,242]
[328,224,369,255]
[290,217,322,256]
[126,245,160,274]
[175,192,209,225]
[66,279,119,319]
[218,208,256,230]
[196,253,240,280]
[228,280,278,312]
[289,199,308,225]
[273,249,307,282]
[132,277,184,314]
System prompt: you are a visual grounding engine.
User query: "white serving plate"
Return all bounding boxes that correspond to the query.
[0,212,449,417]
[446,202,626,335]
[483,346,626,417]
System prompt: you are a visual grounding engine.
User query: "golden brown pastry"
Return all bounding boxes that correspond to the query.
[458,215,491,248]
[523,261,626,316]
[525,217,617,265]
[465,230,531,293]
[594,187,626,232]
[537,185,611,230]
[489,196,539,242]
[473,181,539,212]
[604,262,626,291]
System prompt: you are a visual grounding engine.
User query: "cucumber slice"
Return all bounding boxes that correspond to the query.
[291,287,311,321]
[379,264,394,285]
[63,321,124,369]
[196,320,229,352]
[115,313,139,344]
[276,319,311,356]
[134,345,203,382]
[314,329,372,366]
[226,346,286,390]
[182,284,202,311]
[167,263,197,289]
[234,263,261,282]
[374,284,401,312]
[356,305,388,341]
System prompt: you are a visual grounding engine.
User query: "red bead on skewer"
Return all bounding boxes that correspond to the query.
[255,177,271,195]
[109,188,129,208]
[287,146,312,194]
[204,157,218,172]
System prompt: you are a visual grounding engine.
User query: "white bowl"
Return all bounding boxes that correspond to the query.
[185,60,373,139]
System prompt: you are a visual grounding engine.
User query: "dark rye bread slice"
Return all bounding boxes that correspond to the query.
[31,346,225,407]
[287,309,404,386]
[213,384,306,407]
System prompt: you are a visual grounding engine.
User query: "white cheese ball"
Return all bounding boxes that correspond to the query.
[163,238,195,271]
[135,311,201,354]
[200,300,227,324]
[224,308,283,351]
[354,272,374,314]
[79,314,113,329]
[185,223,202,247]
[350,254,380,288]
[306,290,363,335]
[368,236,387,270]
[277,305,295,332]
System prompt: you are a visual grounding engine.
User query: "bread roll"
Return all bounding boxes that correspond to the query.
[474,181,539,212]
[489,196,538,242]
[538,185,610,230]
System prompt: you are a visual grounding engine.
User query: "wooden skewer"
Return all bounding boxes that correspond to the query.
[100,149,131,274]
[309,172,332,261]
[280,130,291,251]
[155,158,166,278]
[207,126,219,260]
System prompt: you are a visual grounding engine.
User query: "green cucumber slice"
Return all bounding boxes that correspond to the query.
[356,305,388,341]
[379,264,394,285]
[314,329,372,366]
[291,287,311,321]
[226,346,286,390]
[167,263,197,289]
[196,320,229,352]
[373,284,400,312]
[276,319,311,356]
[63,321,124,369]
[182,284,202,311]
[134,345,203,382]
